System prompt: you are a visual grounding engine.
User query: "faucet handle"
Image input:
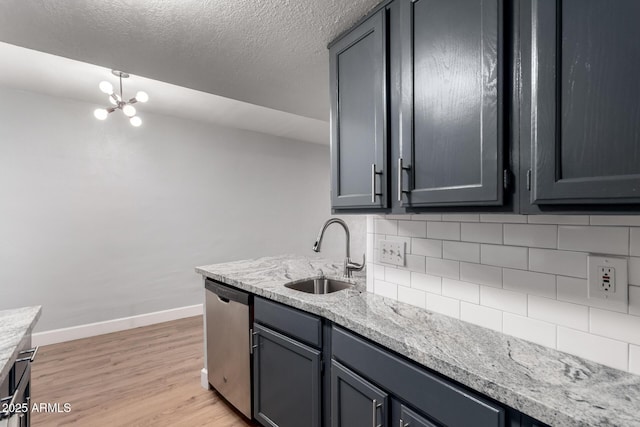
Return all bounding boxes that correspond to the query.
[346,253,366,275]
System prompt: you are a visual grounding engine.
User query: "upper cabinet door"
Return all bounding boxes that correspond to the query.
[528,0,640,204]
[398,0,503,207]
[330,10,388,210]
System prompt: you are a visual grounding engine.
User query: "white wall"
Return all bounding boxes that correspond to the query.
[0,86,364,332]
[367,214,640,374]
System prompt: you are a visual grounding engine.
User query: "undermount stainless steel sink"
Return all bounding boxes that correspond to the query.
[285,278,353,294]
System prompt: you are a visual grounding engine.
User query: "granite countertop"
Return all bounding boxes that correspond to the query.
[197,255,640,427]
[0,306,41,385]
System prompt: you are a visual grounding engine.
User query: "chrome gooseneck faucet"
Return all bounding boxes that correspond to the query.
[312,218,365,278]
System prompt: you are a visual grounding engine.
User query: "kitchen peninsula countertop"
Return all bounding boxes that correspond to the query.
[0,306,41,384]
[196,255,640,427]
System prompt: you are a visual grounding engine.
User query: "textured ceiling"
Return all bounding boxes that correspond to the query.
[0,0,381,121]
[0,42,330,145]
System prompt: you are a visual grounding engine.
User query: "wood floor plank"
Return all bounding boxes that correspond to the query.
[31,316,258,427]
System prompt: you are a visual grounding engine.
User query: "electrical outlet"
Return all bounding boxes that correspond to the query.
[379,240,405,266]
[599,266,615,292]
[588,255,627,305]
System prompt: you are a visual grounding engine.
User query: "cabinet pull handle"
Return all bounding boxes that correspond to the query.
[372,399,383,427]
[371,164,383,203]
[16,346,38,363]
[397,158,410,202]
[250,329,259,353]
[400,419,409,427]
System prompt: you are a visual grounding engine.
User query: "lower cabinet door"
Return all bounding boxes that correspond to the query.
[396,402,439,427]
[331,360,389,427]
[252,323,321,427]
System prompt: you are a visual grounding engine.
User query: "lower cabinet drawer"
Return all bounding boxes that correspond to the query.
[254,297,322,348]
[332,326,504,427]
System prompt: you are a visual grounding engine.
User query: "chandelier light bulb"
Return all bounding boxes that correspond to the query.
[123,104,136,117]
[99,81,114,95]
[130,116,142,127]
[94,108,109,120]
[109,95,118,106]
[135,91,149,103]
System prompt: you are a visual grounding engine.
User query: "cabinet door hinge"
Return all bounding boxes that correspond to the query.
[526,169,532,191]
[503,169,510,190]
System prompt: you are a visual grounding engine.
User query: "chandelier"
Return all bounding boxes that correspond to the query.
[93,70,148,127]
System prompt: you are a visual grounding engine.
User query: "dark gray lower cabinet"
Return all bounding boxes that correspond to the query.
[395,401,439,427]
[331,360,388,427]
[252,323,321,427]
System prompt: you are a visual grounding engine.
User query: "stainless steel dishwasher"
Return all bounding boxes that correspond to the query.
[205,278,252,419]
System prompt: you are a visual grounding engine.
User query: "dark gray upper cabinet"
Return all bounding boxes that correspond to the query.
[329,9,388,210]
[524,0,640,205]
[253,323,321,427]
[331,360,389,427]
[398,0,503,207]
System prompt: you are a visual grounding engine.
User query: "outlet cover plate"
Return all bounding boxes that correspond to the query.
[379,240,405,267]
[588,255,627,307]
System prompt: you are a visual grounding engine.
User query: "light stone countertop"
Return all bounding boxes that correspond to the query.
[197,254,640,427]
[0,306,41,384]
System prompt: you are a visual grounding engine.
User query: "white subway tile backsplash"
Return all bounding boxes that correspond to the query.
[425,257,459,279]
[528,296,589,331]
[630,345,640,376]
[480,286,527,315]
[460,262,502,288]
[373,264,385,280]
[630,286,640,317]
[398,220,427,238]
[503,268,556,299]
[502,313,557,348]
[427,221,460,240]
[412,238,442,258]
[443,241,480,263]
[385,268,411,287]
[590,309,640,345]
[632,228,640,257]
[442,279,480,304]
[629,257,640,286]
[384,215,408,220]
[367,216,375,229]
[411,272,442,294]
[367,213,640,374]
[460,302,502,332]
[558,226,629,256]
[375,219,398,235]
[480,244,528,269]
[556,276,627,314]
[528,215,589,225]
[503,224,558,249]
[398,286,427,309]
[426,293,460,318]
[460,222,503,244]
[411,214,442,221]
[480,214,527,223]
[589,216,640,226]
[442,214,480,222]
[529,249,587,278]
[399,254,427,273]
[374,280,398,299]
[557,327,628,371]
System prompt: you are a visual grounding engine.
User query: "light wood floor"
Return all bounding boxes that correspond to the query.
[31,316,258,427]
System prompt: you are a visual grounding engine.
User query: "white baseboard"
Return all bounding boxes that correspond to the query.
[201,368,210,390]
[32,304,203,347]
